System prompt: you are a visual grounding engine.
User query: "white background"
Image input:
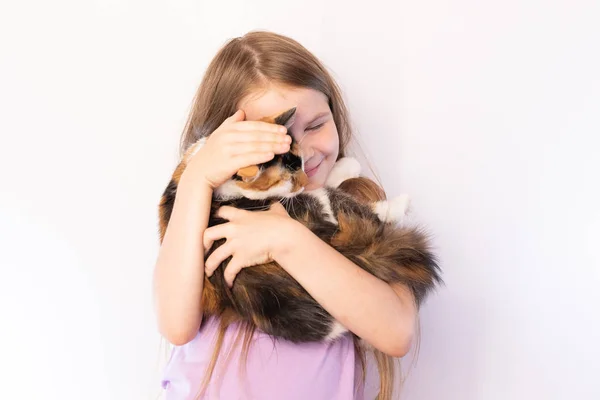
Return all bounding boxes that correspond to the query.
[1,1,599,399]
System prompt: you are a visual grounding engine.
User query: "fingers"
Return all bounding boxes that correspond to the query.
[203,224,229,253]
[224,254,272,287]
[219,133,291,162]
[216,206,246,220]
[223,258,245,287]
[233,152,276,168]
[228,141,290,156]
[221,110,246,126]
[221,110,286,134]
[202,207,246,252]
[205,242,234,277]
[268,201,288,216]
[234,120,287,134]
[231,131,289,143]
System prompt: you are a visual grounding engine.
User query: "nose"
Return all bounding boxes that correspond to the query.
[299,144,313,162]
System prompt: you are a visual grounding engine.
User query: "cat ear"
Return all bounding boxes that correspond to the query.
[236,165,260,182]
[274,107,297,130]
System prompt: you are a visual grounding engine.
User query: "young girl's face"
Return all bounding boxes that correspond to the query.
[239,85,340,191]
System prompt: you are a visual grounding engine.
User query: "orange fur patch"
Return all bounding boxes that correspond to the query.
[237,165,259,179]
[238,165,282,191]
[291,171,308,192]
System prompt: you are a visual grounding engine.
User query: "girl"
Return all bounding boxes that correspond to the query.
[154,31,418,400]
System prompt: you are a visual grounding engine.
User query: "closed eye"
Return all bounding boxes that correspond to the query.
[306,122,325,131]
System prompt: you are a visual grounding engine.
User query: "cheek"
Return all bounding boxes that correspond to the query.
[315,129,340,177]
[323,128,340,160]
[313,126,339,158]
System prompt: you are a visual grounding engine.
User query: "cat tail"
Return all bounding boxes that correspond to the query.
[331,213,442,306]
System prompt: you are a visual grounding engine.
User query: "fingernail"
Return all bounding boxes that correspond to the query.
[278,126,287,133]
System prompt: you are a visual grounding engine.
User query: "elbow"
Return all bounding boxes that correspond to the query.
[378,318,415,358]
[158,316,202,346]
[382,283,417,357]
[153,293,202,346]
[163,329,198,346]
[367,331,413,358]
[384,333,414,358]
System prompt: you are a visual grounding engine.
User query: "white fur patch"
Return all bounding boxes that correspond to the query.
[307,188,337,224]
[372,194,411,223]
[215,180,295,201]
[325,320,348,341]
[325,157,362,188]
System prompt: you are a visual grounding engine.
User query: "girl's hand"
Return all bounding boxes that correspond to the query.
[203,202,295,287]
[182,110,291,190]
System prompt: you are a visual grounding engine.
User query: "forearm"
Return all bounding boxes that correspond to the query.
[273,220,416,357]
[153,173,211,345]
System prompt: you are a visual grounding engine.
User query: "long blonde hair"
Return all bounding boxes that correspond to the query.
[180,30,398,400]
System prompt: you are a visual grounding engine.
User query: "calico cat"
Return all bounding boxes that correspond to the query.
[158,107,441,343]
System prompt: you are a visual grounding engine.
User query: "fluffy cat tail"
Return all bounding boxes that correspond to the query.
[332,213,442,306]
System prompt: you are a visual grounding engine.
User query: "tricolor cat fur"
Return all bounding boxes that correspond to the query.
[158,108,441,343]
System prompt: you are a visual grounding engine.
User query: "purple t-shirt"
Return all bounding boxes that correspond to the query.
[161,317,379,399]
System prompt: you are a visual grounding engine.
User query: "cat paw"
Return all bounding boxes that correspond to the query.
[390,194,411,217]
[372,194,411,223]
[325,157,361,188]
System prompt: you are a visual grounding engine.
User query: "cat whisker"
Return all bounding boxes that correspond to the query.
[286,196,298,219]
[292,197,299,219]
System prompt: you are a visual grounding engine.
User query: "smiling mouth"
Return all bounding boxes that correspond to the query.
[305,160,322,177]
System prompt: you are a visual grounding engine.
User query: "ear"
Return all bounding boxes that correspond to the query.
[236,165,260,182]
[274,107,297,130]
